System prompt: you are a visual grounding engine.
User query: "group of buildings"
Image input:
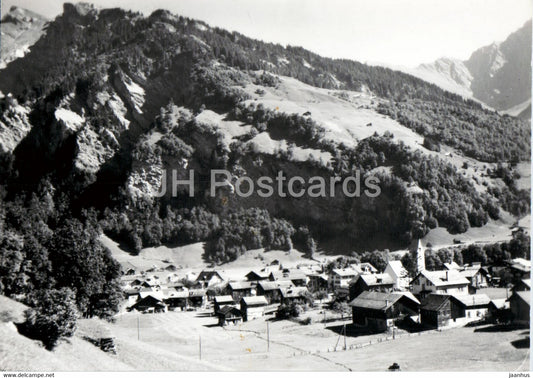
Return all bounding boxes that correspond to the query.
[120,240,531,333]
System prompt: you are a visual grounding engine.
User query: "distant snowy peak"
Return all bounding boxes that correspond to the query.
[409,20,531,117]
[0,7,48,68]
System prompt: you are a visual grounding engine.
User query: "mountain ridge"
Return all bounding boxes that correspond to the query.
[408,20,532,117]
[0,2,529,259]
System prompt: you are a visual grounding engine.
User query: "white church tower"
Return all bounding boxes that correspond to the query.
[410,239,425,273]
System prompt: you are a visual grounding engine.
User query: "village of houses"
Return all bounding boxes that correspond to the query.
[119,238,530,344]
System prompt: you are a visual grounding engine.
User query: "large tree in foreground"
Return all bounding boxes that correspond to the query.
[19,288,78,350]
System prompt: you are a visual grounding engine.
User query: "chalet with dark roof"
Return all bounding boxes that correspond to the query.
[348,291,420,332]
[349,273,394,300]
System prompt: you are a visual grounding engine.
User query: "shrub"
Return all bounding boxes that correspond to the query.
[19,288,78,350]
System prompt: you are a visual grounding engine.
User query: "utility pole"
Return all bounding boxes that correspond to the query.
[137,315,140,340]
[343,323,347,350]
[199,335,202,360]
[267,322,270,352]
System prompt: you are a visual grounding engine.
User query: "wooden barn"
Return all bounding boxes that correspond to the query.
[214,295,235,313]
[508,291,530,325]
[349,273,395,300]
[217,306,243,326]
[348,291,420,332]
[240,296,269,321]
[129,295,167,313]
[279,287,310,306]
[256,280,292,303]
[227,281,254,302]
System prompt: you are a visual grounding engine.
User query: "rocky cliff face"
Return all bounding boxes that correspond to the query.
[0,6,48,69]
[411,20,531,117]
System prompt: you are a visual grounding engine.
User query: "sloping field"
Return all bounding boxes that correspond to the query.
[100,234,206,272]
[421,212,525,250]
[243,75,425,152]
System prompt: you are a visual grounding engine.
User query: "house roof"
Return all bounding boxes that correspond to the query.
[489,299,510,310]
[509,291,531,306]
[257,280,292,291]
[358,262,378,273]
[386,261,407,277]
[420,294,451,311]
[280,287,309,298]
[308,273,328,281]
[165,290,189,299]
[356,273,395,287]
[443,262,461,271]
[133,295,166,308]
[246,271,270,280]
[229,281,253,290]
[413,270,470,287]
[241,296,268,306]
[189,289,206,297]
[269,270,307,281]
[124,288,140,296]
[197,270,224,281]
[520,278,531,289]
[214,295,235,304]
[332,268,358,277]
[348,291,418,310]
[451,294,491,307]
[139,291,164,300]
[510,258,531,273]
[218,305,242,317]
[459,268,481,279]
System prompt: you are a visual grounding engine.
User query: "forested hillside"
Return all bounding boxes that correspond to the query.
[0,3,529,322]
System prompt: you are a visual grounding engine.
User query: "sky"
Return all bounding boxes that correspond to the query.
[2,0,532,67]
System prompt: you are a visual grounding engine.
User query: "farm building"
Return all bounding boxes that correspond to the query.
[164,289,189,310]
[188,289,207,308]
[256,280,292,303]
[420,293,490,329]
[129,295,167,313]
[349,273,394,300]
[420,294,453,329]
[245,270,270,282]
[214,295,235,313]
[124,288,140,306]
[410,270,469,298]
[196,270,225,288]
[217,306,243,326]
[512,278,531,292]
[330,268,359,290]
[227,281,254,302]
[452,294,490,321]
[356,262,379,274]
[269,270,308,286]
[384,261,410,290]
[459,265,490,289]
[508,291,530,325]
[279,287,310,306]
[348,291,420,332]
[508,258,531,282]
[307,273,329,293]
[240,296,269,321]
[487,299,511,323]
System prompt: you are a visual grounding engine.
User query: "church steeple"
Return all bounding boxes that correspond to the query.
[410,239,425,273]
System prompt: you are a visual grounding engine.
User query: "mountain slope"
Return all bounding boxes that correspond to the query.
[0,6,48,69]
[409,20,532,117]
[0,3,529,259]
